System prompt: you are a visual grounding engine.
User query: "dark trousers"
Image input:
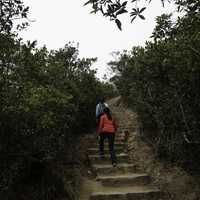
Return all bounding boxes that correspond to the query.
[99,132,117,164]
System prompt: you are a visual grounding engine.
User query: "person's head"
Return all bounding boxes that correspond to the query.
[99,97,105,103]
[103,107,112,120]
[103,107,110,114]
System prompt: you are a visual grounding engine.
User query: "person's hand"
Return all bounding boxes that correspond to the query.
[95,132,100,141]
[97,135,100,141]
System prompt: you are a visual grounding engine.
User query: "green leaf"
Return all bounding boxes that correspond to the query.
[122,1,128,7]
[132,8,137,12]
[115,19,122,30]
[139,7,146,13]
[138,14,145,20]
[130,11,137,16]
[131,16,137,23]
[108,4,114,13]
[116,9,128,15]
[84,1,91,6]
[90,10,96,14]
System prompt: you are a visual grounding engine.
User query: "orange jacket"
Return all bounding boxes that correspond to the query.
[99,113,117,134]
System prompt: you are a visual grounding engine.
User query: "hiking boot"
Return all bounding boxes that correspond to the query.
[100,154,105,159]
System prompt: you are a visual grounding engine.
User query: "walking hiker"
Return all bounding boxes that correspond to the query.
[98,107,117,167]
[95,97,109,123]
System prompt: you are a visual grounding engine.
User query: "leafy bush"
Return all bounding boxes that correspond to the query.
[110,5,200,169]
[0,34,108,197]
[0,0,116,198]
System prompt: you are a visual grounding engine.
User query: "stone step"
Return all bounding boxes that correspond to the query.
[96,136,125,141]
[115,138,125,143]
[89,153,129,165]
[93,137,124,143]
[90,185,160,200]
[88,147,124,155]
[93,138,124,143]
[93,163,135,175]
[97,173,151,187]
[115,134,125,138]
[90,142,124,149]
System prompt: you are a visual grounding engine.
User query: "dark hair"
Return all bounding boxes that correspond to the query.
[103,107,112,120]
[99,97,105,103]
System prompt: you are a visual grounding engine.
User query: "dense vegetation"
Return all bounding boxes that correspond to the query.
[109,2,200,170]
[1,0,199,198]
[0,1,116,199]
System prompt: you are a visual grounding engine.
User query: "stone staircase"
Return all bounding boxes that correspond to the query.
[86,129,161,200]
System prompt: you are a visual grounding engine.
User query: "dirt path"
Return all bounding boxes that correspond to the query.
[79,97,200,200]
[79,97,161,200]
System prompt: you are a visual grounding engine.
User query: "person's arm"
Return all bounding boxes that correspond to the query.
[96,104,99,118]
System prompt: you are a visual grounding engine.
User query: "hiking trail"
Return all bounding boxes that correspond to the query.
[79,97,162,200]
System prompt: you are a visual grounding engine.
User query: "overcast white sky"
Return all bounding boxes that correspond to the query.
[20,0,176,79]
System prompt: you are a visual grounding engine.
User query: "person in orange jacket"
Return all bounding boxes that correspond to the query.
[98,107,117,166]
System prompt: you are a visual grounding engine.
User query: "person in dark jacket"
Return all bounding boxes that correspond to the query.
[98,107,117,166]
[95,97,109,121]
